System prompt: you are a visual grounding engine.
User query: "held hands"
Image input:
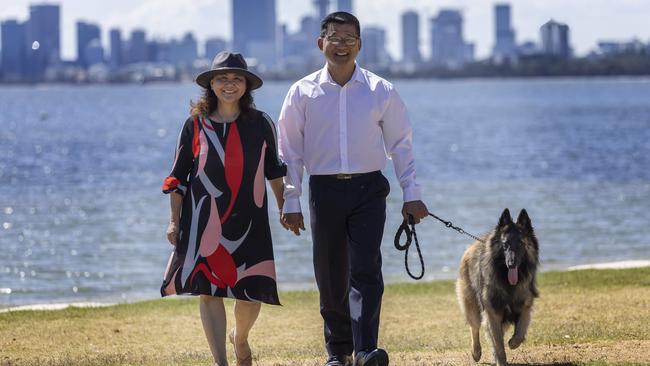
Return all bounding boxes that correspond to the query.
[278,210,291,231]
[402,200,429,224]
[281,212,306,236]
[166,221,179,246]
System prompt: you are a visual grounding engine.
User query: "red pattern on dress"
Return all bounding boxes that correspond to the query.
[221,123,243,224]
[191,117,200,158]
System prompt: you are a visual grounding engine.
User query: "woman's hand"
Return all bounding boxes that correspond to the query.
[269,178,290,230]
[166,221,179,246]
[279,210,291,230]
[282,212,306,236]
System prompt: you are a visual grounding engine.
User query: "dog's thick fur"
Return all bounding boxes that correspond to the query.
[456,208,539,366]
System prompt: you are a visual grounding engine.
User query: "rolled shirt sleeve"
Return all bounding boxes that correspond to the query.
[278,84,306,213]
[380,87,422,202]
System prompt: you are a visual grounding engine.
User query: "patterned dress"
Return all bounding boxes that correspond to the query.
[161,110,286,305]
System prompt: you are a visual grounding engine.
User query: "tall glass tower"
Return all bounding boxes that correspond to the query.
[430,10,467,68]
[540,20,571,59]
[492,4,517,63]
[232,0,277,68]
[336,0,352,13]
[77,21,101,68]
[25,4,60,79]
[1,20,27,81]
[402,10,421,64]
[109,29,123,69]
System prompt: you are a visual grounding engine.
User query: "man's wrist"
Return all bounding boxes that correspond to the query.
[402,185,422,202]
[282,198,302,214]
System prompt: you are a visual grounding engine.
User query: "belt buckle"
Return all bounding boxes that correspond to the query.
[336,173,353,180]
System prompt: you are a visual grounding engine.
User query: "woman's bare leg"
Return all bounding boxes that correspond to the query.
[200,295,228,366]
[231,300,261,365]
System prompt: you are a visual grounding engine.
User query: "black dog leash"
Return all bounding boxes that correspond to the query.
[428,213,485,243]
[394,213,485,280]
[394,215,425,280]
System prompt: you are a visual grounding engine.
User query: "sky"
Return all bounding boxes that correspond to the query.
[2,0,650,61]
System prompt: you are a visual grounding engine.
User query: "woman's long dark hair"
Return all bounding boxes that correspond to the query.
[190,79,255,119]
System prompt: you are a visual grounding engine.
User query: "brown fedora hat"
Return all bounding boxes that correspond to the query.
[195,51,263,90]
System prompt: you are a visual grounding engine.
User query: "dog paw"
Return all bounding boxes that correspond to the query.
[471,345,481,362]
[508,336,524,349]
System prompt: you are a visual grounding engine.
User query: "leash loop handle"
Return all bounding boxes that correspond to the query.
[393,211,484,281]
[393,215,425,280]
[394,220,411,250]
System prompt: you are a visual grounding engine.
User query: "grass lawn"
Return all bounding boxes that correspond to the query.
[2,267,650,365]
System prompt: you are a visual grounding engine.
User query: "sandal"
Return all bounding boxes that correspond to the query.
[229,328,253,366]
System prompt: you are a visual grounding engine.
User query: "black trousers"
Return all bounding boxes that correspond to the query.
[308,171,390,356]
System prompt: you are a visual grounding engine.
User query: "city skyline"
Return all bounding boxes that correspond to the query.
[2,0,650,61]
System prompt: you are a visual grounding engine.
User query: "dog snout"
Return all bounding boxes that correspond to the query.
[505,250,517,268]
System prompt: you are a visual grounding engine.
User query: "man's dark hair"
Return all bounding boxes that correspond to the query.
[320,12,360,37]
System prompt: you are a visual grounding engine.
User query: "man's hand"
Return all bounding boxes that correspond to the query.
[402,200,429,224]
[282,212,306,236]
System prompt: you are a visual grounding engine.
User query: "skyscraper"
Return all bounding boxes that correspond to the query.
[402,10,421,64]
[492,4,517,63]
[232,0,277,68]
[84,39,104,67]
[166,33,198,65]
[430,10,473,68]
[25,4,60,79]
[301,16,320,38]
[127,29,148,64]
[77,21,101,68]
[205,38,227,59]
[281,15,322,73]
[360,27,390,69]
[314,0,330,20]
[109,29,123,69]
[1,20,27,81]
[336,0,352,13]
[540,20,571,59]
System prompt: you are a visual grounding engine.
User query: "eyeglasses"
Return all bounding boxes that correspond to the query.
[324,35,359,46]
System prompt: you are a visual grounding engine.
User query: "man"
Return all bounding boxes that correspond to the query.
[278,12,428,366]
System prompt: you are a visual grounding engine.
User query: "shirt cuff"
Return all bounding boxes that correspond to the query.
[282,198,302,214]
[402,185,422,203]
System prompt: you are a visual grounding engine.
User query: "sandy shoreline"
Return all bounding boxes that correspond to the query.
[567,260,650,270]
[2,260,649,313]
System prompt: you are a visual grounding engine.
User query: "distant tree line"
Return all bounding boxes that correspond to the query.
[388,54,650,79]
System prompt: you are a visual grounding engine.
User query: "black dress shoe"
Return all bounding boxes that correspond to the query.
[354,348,389,366]
[324,354,353,366]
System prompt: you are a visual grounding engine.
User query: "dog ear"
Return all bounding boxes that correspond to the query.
[498,208,513,227]
[517,209,533,232]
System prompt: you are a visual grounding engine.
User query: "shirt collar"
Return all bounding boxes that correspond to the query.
[318,62,366,86]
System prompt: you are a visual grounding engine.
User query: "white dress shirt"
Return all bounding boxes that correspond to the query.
[278,64,421,213]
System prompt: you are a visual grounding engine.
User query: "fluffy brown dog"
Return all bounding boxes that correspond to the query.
[456,208,539,366]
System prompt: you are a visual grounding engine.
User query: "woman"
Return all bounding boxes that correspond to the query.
[161,51,286,366]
